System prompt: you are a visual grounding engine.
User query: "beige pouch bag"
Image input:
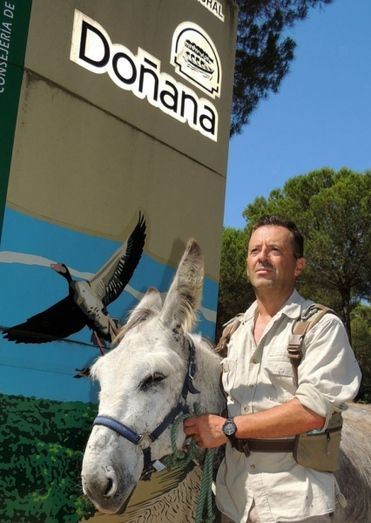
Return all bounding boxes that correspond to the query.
[293,412,342,472]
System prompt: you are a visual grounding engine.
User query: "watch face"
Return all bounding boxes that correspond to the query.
[223,419,236,436]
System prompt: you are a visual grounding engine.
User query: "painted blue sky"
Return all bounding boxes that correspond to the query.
[0,209,218,402]
[224,0,371,229]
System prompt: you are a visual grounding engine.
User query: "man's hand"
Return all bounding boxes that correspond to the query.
[183,414,228,449]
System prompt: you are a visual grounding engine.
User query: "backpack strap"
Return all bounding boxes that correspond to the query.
[215,314,243,357]
[288,304,333,387]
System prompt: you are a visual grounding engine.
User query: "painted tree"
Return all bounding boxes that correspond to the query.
[0,395,96,522]
[232,0,332,134]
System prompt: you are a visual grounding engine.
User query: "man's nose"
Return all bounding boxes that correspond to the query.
[257,246,269,261]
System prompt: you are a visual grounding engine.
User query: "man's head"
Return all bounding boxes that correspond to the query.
[251,215,304,259]
[246,215,306,297]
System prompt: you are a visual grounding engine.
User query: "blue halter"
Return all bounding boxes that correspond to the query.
[92,337,200,480]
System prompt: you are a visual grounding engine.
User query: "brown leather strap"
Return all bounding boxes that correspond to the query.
[233,438,295,456]
[215,315,243,357]
[288,304,333,387]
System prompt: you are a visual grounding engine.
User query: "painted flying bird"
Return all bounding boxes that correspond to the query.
[3,214,146,349]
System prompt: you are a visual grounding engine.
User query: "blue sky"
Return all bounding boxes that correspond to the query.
[224,0,371,229]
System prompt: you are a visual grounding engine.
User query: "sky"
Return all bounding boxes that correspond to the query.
[224,0,371,229]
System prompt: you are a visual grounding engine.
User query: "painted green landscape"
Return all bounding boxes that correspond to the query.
[0,393,97,523]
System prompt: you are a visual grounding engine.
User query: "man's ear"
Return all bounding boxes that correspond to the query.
[295,257,306,277]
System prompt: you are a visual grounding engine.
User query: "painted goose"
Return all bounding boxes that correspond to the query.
[3,214,146,349]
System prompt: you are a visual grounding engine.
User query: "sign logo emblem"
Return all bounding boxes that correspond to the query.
[171,22,221,99]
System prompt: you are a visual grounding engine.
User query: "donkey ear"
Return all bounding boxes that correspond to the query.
[160,239,204,332]
[114,288,162,344]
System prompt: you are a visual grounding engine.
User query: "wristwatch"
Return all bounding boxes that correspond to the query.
[222,417,238,446]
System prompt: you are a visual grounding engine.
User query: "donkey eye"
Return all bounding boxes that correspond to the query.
[139,372,166,391]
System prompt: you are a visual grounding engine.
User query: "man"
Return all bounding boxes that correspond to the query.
[183,215,361,523]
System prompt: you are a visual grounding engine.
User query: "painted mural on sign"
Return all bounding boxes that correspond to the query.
[0,0,237,521]
[2,213,146,350]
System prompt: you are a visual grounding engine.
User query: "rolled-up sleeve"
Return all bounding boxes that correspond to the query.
[294,314,362,428]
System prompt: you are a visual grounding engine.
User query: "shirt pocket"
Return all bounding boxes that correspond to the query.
[221,358,237,394]
[262,356,296,401]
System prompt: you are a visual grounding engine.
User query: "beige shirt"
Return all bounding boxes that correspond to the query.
[216,290,361,523]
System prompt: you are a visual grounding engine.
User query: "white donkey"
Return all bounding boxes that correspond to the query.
[82,239,371,522]
[81,239,225,519]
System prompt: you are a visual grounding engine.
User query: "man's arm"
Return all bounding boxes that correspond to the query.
[183,398,325,449]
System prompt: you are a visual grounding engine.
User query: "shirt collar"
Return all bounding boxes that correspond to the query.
[280,289,307,319]
[242,289,308,323]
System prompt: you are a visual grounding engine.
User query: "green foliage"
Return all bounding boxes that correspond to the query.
[216,227,254,339]
[242,168,371,339]
[232,0,332,134]
[351,304,371,402]
[0,394,97,523]
[216,168,370,400]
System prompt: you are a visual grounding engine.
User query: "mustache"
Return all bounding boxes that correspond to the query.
[256,262,274,270]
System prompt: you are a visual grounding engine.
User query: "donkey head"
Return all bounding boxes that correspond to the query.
[81,240,222,514]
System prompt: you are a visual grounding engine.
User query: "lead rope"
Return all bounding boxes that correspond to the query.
[167,405,216,523]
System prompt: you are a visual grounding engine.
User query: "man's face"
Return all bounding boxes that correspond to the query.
[246,225,305,294]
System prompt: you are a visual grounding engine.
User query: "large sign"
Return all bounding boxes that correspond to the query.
[0,0,237,521]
